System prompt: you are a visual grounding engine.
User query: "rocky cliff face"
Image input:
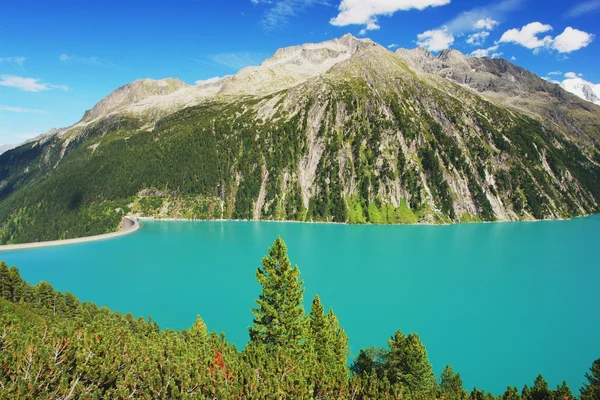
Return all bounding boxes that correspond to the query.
[82,78,190,123]
[1,34,599,243]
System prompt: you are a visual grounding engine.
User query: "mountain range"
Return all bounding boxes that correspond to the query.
[1,34,599,244]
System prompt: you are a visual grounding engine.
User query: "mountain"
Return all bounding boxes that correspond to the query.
[0,144,16,155]
[1,34,599,244]
[561,77,600,105]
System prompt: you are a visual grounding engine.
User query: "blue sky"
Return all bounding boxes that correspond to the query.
[1,0,598,145]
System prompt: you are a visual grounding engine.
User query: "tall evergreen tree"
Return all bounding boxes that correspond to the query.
[440,365,468,400]
[327,309,349,378]
[554,381,573,400]
[249,237,305,347]
[527,374,552,400]
[308,295,349,397]
[581,359,600,400]
[0,261,10,299]
[385,329,436,395]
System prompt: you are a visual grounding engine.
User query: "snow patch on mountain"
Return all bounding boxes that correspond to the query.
[560,77,600,105]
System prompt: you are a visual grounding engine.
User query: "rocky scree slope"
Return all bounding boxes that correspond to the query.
[1,34,600,243]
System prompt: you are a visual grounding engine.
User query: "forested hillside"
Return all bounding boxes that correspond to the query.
[1,35,600,244]
[1,238,599,399]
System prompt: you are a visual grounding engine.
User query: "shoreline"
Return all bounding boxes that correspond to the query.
[0,216,140,252]
[1,214,595,251]
[137,214,593,226]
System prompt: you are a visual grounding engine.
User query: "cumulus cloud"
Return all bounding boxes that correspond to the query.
[0,105,47,113]
[498,22,553,50]
[564,72,578,79]
[466,31,490,46]
[252,0,327,29]
[566,0,600,17]
[209,52,269,70]
[330,0,451,32]
[474,18,498,30]
[416,28,454,52]
[552,27,594,53]
[511,56,516,60]
[0,75,68,92]
[498,23,594,54]
[470,44,501,58]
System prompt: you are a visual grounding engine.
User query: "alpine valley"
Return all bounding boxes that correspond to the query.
[1,34,600,244]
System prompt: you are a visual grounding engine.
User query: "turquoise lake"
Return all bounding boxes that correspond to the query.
[2,216,600,394]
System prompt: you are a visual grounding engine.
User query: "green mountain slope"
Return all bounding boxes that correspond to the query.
[1,35,599,244]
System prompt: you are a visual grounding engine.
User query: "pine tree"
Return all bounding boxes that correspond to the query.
[502,386,521,400]
[440,365,468,400]
[581,359,600,400]
[308,295,349,398]
[188,315,208,346]
[327,309,349,379]
[351,346,387,379]
[528,374,552,400]
[249,237,305,347]
[385,329,436,395]
[0,261,10,299]
[309,295,329,361]
[554,381,573,400]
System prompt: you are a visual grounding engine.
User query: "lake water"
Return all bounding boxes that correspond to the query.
[2,217,599,394]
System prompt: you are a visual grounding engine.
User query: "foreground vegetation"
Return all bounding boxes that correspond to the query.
[1,238,598,399]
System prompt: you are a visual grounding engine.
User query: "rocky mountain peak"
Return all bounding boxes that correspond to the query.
[437,48,468,63]
[217,34,376,97]
[82,78,190,122]
[261,33,374,68]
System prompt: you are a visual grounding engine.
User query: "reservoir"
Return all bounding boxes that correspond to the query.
[2,216,599,394]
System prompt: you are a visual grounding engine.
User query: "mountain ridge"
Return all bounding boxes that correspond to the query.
[33,34,600,145]
[0,34,599,244]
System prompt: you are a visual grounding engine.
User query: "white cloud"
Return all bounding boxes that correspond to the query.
[0,75,68,92]
[0,105,47,113]
[564,72,578,79]
[470,44,501,58]
[252,0,327,29]
[511,56,516,60]
[547,71,562,76]
[498,23,594,54]
[499,22,553,49]
[387,43,398,49]
[566,1,600,17]
[552,27,594,53]
[443,0,521,34]
[466,31,490,46]
[330,0,451,32]
[210,52,268,70]
[416,28,454,52]
[474,18,498,30]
